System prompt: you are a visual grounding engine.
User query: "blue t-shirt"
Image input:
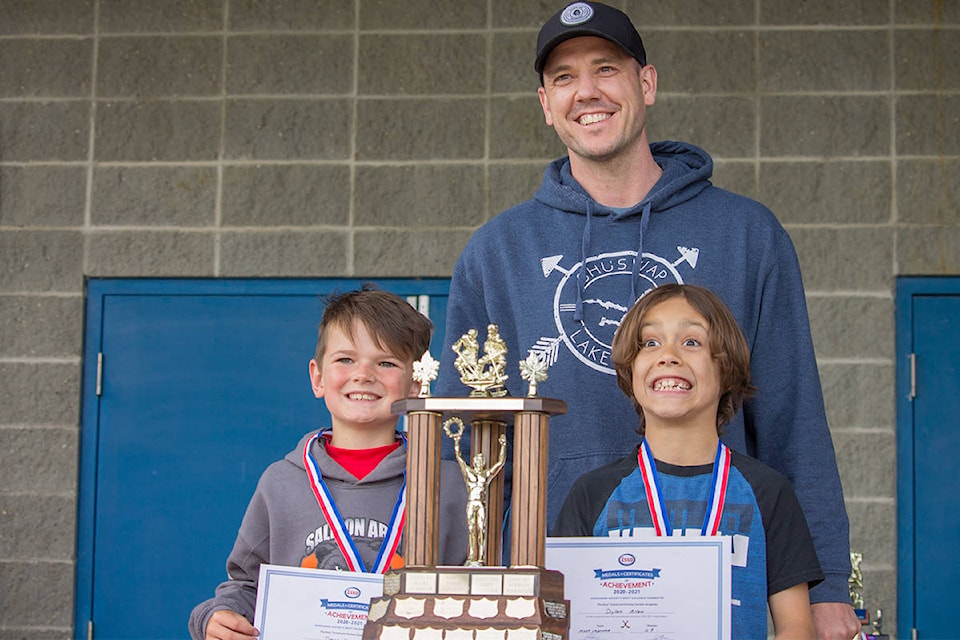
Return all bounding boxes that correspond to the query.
[554,446,823,638]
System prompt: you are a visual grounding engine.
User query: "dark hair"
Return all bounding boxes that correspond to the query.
[314,284,433,366]
[612,284,755,436]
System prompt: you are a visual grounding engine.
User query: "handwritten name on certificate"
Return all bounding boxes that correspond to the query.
[546,536,731,640]
[253,564,383,640]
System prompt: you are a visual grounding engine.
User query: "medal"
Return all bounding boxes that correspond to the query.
[637,438,731,537]
[303,430,406,573]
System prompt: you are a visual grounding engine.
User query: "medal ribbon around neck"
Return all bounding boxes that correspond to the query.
[637,438,731,537]
[303,429,406,573]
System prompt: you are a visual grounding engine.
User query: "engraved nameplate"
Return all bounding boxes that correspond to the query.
[433,597,465,619]
[383,572,401,596]
[406,571,437,594]
[543,600,567,619]
[381,627,409,640]
[504,597,536,619]
[468,598,500,619]
[502,573,536,596]
[395,597,427,619]
[438,572,471,595]
[367,599,388,622]
[471,573,503,596]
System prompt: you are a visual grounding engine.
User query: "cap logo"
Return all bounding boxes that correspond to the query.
[560,2,594,26]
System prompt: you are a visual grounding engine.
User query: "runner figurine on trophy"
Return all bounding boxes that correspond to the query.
[444,417,507,567]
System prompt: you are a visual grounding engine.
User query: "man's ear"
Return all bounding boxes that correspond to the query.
[640,63,657,106]
[538,87,555,126]
[309,359,324,399]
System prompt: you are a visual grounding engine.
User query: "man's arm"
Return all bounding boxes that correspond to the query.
[744,231,852,606]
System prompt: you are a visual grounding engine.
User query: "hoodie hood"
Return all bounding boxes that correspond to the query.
[285,429,407,486]
[533,141,713,318]
[533,140,713,218]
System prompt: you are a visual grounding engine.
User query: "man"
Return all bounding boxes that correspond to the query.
[436,3,858,638]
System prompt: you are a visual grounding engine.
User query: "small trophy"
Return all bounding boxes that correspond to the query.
[519,352,548,398]
[849,552,889,640]
[849,552,865,619]
[412,350,440,398]
[363,327,570,639]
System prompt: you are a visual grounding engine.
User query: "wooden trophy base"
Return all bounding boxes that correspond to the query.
[363,565,570,640]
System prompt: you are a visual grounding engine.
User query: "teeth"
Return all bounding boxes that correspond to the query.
[579,113,610,125]
[349,393,377,401]
[653,379,691,391]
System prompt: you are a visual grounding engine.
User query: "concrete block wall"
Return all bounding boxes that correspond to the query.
[1,0,957,637]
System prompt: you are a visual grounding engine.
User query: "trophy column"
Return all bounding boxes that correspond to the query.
[403,410,442,567]
[511,410,550,568]
[470,418,506,567]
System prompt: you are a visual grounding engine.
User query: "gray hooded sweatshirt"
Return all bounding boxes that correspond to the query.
[189,430,469,638]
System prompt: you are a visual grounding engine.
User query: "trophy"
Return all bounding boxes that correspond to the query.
[849,552,889,640]
[363,328,570,639]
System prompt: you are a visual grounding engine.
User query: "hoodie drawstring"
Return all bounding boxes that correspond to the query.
[630,203,652,302]
[574,200,594,321]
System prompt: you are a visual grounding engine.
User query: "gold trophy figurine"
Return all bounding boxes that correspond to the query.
[451,325,509,397]
[443,417,507,566]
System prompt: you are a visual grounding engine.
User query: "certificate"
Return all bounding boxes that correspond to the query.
[546,536,731,640]
[253,564,383,640]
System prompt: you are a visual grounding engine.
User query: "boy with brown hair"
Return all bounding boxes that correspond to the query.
[190,285,467,640]
[554,284,822,639]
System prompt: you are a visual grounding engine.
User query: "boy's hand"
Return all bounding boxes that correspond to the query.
[205,610,259,640]
[810,602,861,640]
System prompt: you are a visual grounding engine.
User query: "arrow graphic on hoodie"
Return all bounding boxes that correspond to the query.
[672,246,700,268]
[541,255,572,277]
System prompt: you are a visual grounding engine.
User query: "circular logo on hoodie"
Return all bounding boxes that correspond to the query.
[561,2,594,26]
[552,250,684,375]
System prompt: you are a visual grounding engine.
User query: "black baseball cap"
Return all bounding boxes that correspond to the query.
[535,1,647,75]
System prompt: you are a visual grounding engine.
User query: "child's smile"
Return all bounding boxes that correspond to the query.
[631,296,722,430]
[310,319,416,446]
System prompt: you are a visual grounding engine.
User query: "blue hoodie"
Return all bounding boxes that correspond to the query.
[436,141,850,603]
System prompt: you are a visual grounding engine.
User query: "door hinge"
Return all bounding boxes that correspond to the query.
[88,619,94,640]
[96,352,104,396]
[909,352,917,400]
[913,628,918,640]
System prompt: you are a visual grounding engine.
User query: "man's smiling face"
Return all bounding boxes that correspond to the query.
[537,36,656,165]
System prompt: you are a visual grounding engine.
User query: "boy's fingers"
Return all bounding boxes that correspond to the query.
[207,610,258,640]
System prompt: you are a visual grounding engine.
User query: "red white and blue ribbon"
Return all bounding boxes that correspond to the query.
[637,438,731,537]
[303,429,406,573]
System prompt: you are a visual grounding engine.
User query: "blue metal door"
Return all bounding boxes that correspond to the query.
[897,278,960,639]
[75,279,449,640]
